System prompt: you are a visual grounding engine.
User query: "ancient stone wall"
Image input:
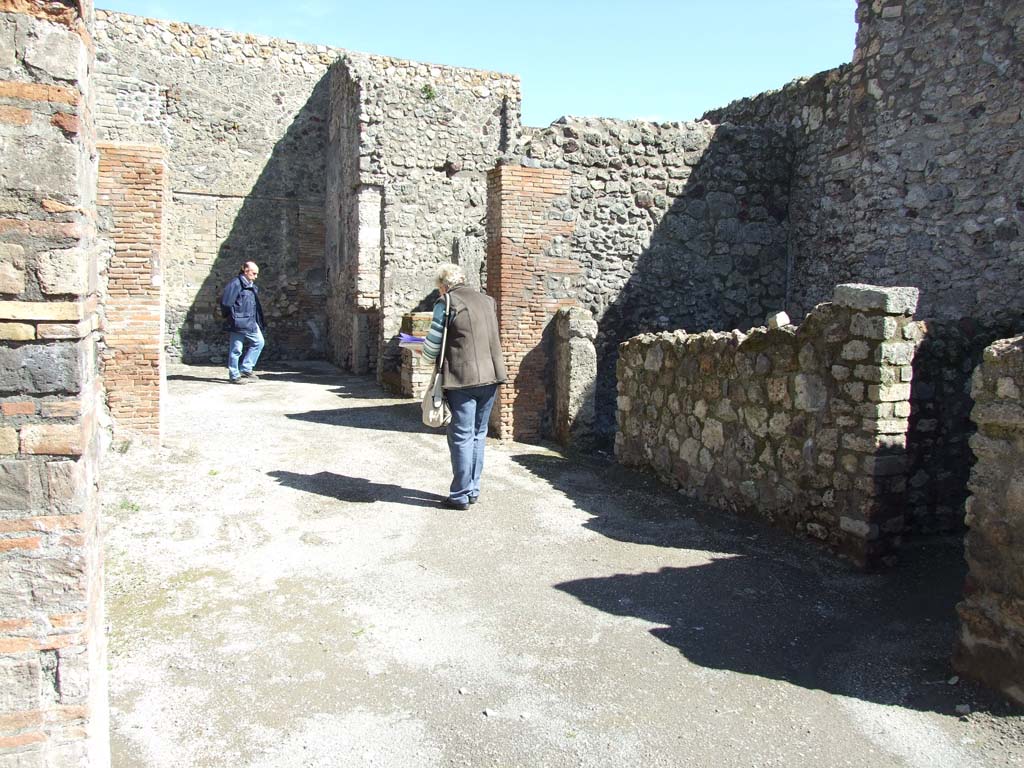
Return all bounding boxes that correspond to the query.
[616,284,920,568]
[92,11,340,363]
[955,335,1024,704]
[523,118,792,441]
[325,55,521,391]
[0,0,109,764]
[701,0,1024,537]
[704,0,1023,324]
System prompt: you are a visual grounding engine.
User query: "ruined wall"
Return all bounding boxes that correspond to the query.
[905,317,1024,534]
[955,335,1024,704]
[523,118,791,441]
[0,0,109,763]
[704,0,1023,324]
[92,11,339,363]
[703,0,1024,535]
[616,285,920,568]
[326,55,520,390]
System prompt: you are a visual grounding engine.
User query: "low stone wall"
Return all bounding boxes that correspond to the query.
[955,334,1024,703]
[616,284,920,568]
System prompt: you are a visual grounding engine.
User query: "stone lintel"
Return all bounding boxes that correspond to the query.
[833,284,919,315]
[0,301,85,322]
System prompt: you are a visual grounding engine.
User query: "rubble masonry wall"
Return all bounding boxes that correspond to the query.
[615,284,920,568]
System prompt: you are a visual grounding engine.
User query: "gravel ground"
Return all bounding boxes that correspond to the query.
[99,361,1024,768]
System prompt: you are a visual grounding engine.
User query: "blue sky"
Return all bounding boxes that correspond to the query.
[97,0,858,127]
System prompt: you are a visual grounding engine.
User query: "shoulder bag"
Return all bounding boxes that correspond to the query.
[421,293,452,428]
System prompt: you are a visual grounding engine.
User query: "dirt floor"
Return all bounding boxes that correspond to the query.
[99,361,1024,767]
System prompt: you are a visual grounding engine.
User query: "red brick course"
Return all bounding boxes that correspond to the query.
[0,80,80,105]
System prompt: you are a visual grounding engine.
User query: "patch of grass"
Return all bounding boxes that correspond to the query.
[420,83,437,101]
[208,469,219,476]
[118,499,140,513]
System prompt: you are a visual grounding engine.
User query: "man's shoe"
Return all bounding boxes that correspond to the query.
[229,377,247,385]
[468,495,479,505]
[443,497,469,511]
[241,371,258,379]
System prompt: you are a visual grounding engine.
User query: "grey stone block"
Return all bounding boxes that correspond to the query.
[0,342,81,395]
[840,516,878,539]
[0,135,82,202]
[0,461,33,510]
[57,646,90,704]
[0,18,15,70]
[0,655,41,710]
[832,284,920,315]
[794,373,826,411]
[22,19,86,82]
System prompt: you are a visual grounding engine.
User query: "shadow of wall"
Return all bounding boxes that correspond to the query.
[181,75,331,364]
[593,126,793,443]
[906,314,1024,534]
[510,452,1012,714]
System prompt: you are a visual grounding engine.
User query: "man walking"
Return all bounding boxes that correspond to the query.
[220,260,266,384]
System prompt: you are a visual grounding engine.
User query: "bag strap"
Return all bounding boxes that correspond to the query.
[435,292,450,372]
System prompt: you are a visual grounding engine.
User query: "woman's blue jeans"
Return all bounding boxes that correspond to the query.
[445,383,498,504]
[227,328,265,380]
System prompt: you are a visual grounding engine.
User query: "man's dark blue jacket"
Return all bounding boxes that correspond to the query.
[220,275,265,333]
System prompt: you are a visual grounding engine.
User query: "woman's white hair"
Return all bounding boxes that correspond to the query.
[435,262,466,290]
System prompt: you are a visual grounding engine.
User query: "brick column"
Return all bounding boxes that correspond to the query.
[0,1,110,765]
[486,164,577,442]
[97,143,166,439]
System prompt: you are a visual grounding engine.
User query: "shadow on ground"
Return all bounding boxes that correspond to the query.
[286,402,436,434]
[168,362,412,400]
[268,470,444,507]
[512,451,1017,719]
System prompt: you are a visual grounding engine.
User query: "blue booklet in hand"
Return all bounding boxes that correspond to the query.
[399,332,425,348]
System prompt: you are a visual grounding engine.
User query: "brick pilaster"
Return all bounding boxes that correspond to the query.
[97,143,166,438]
[486,164,577,442]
